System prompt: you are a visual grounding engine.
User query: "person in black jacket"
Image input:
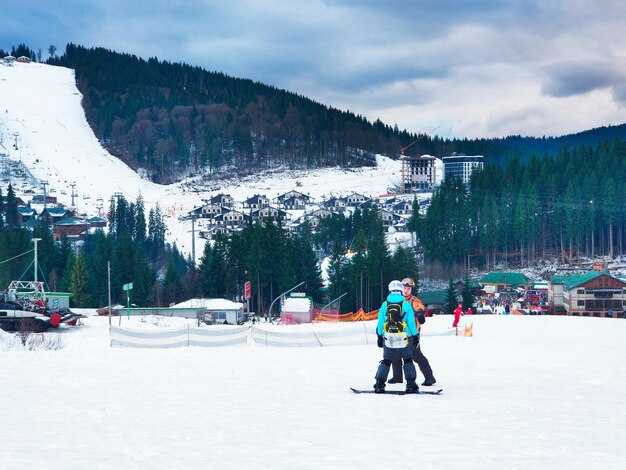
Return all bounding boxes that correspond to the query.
[388,277,437,386]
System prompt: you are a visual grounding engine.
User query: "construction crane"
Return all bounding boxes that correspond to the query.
[399,125,440,194]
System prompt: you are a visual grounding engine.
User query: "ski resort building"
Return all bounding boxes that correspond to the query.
[442,153,483,185]
[402,154,439,192]
[243,194,269,209]
[275,190,313,205]
[548,270,626,318]
[480,272,531,294]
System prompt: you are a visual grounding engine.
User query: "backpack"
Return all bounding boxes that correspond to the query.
[383,301,405,333]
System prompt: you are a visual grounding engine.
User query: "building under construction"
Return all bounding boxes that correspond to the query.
[401,155,440,193]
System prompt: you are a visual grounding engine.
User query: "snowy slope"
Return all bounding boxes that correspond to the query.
[0,62,408,259]
[1,314,625,469]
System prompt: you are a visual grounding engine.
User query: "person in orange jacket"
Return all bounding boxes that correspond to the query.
[389,277,437,386]
[452,304,463,327]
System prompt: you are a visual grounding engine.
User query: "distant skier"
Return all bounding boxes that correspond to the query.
[452,304,463,327]
[373,280,419,394]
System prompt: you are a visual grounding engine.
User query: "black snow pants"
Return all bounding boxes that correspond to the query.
[375,343,416,384]
[391,343,435,383]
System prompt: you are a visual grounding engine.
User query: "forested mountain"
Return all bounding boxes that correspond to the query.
[46,44,626,183]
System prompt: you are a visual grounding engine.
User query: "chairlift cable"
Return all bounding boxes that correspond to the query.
[0,248,34,265]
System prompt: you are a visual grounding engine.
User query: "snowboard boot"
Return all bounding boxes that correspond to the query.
[405,380,419,394]
[373,380,386,394]
[421,378,436,386]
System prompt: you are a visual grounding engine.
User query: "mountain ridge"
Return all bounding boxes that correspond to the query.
[45,43,626,182]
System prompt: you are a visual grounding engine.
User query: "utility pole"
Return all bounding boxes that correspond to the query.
[188,213,198,266]
[33,238,41,286]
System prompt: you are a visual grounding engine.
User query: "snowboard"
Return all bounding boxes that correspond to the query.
[350,387,443,395]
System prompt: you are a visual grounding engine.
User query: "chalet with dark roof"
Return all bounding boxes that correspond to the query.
[213,209,246,227]
[87,216,107,228]
[281,196,308,210]
[358,199,379,210]
[307,208,334,221]
[39,207,74,225]
[480,272,531,293]
[293,216,321,231]
[243,194,270,209]
[17,205,37,223]
[196,203,223,219]
[322,197,346,212]
[275,190,313,204]
[199,225,239,240]
[379,208,402,229]
[52,217,91,240]
[208,193,234,207]
[344,192,369,206]
[392,200,414,215]
[250,206,288,221]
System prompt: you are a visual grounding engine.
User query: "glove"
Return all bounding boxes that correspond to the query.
[413,335,420,349]
[416,309,426,325]
[377,335,384,348]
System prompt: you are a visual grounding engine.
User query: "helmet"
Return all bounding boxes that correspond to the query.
[401,277,415,287]
[388,280,403,293]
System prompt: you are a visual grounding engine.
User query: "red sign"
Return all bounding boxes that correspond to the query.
[244,281,251,300]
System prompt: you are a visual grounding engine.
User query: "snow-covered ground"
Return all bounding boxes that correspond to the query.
[1,313,625,469]
[0,61,414,261]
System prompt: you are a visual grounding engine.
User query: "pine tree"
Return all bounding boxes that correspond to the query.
[292,231,323,303]
[135,195,147,245]
[133,254,155,306]
[5,184,18,228]
[70,252,91,307]
[162,259,182,306]
[391,246,419,290]
[461,275,475,311]
[444,280,458,314]
[59,249,75,292]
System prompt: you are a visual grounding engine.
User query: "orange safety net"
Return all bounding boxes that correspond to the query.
[313,308,379,322]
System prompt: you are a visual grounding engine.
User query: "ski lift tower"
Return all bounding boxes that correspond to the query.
[96,197,104,218]
[70,182,78,209]
[178,212,199,266]
[41,180,49,214]
[7,238,47,303]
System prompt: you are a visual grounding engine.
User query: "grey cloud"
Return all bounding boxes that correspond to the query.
[3,0,626,138]
[542,61,617,98]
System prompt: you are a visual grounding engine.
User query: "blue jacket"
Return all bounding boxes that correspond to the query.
[376,292,418,337]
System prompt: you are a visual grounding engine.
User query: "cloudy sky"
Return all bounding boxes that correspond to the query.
[3,1,626,138]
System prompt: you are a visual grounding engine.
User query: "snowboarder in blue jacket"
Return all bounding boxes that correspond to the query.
[374,280,419,393]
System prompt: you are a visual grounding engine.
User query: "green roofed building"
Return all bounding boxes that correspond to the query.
[418,290,448,314]
[549,270,626,318]
[479,272,531,293]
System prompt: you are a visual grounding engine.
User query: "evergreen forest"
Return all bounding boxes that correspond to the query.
[418,139,626,270]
